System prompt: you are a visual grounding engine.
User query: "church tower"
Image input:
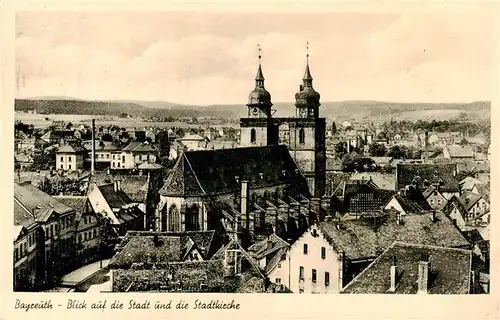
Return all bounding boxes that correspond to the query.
[240,45,278,147]
[288,43,326,197]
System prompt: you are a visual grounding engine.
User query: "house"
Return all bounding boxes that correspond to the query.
[459,176,484,194]
[14,200,42,291]
[109,232,266,292]
[15,153,34,170]
[87,181,144,236]
[55,144,86,171]
[247,233,290,285]
[54,196,104,265]
[443,196,469,231]
[14,182,77,286]
[395,163,460,200]
[443,145,474,160]
[83,140,120,170]
[460,191,489,219]
[340,242,472,294]
[350,173,396,191]
[422,185,448,210]
[16,136,36,152]
[330,179,395,215]
[112,141,156,170]
[370,157,393,170]
[178,133,207,151]
[384,185,432,215]
[271,211,468,293]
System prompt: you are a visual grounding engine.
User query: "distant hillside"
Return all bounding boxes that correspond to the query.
[15,98,490,123]
[15,99,238,119]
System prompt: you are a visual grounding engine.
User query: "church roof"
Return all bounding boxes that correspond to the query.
[159,145,310,197]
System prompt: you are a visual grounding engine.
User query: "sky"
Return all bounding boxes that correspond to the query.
[15,11,497,105]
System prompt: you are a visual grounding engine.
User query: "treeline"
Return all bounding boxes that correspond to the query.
[381,119,490,137]
[15,99,238,119]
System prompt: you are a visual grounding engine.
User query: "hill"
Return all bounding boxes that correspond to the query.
[15,98,491,123]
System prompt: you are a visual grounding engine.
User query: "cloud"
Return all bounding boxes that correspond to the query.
[15,11,496,103]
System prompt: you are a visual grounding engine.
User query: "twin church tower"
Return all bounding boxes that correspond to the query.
[240,45,326,198]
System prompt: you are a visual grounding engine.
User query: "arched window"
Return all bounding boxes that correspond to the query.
[299,128,305,144]
[168,205,180,232]
[161,205,168,232]
[250,129,256,144]
[185,204,199,231]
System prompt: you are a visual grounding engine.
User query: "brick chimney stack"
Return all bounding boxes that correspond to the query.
[390,258,398,292]
[418,257,430,294]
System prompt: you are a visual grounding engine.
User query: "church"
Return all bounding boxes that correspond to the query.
[154,47,329,247]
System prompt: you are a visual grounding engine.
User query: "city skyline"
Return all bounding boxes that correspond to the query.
[16,11,496,105]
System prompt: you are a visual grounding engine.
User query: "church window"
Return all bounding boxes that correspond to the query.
[168,205,181,232]
[250,129,256,144]
[299,128,305,144]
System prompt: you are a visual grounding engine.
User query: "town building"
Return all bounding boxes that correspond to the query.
[55,144,86,171]
[443,145,474,160]
[395,163,460,200]
[340,242,473,294]
[87,181,144,236]
[14,182,78,287]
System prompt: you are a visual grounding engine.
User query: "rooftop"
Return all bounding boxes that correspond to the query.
[446,145,474,158]
[341,242,472,294]
[396,163,459,193]
[14,182,74,222]
[318,210,469,261]
[159,145,310,197]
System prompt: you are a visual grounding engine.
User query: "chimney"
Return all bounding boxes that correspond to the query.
[396,212,401,225]
[417,259,430,294]
[430,210,436,223]
[390,261,398,292]
[267,238,273,250]
[424,131,429,164]
[91,119,96,175]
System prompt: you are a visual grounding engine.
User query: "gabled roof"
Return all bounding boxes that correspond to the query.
[459,176,484,191]
[56,144,86,153]
[443,195,468,220]
[122,141,155,153]
[179,133,205,141]
[341,242,472,294]
[138,162,163,170]
[83,140,120,152]
[318,210,468,261]
[247,233,289,260]
[392,186,432,214]
[98,183,134,209]
[14,199,37,229]
[14,182,74,222]
[396,163,459,193]
[159,145,310,197]
[109,235,182,269]
[446,145,474,158]
[116,230,219,261]
[460,191,485,211]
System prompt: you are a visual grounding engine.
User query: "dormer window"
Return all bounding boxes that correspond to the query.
[259,173,264,180]
[235,176,240,183]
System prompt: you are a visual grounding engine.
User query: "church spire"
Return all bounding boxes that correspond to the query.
[255,44,265,88]
[303,41,313,85]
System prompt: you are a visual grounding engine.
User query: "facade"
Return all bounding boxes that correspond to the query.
[155,145,324,246]
[239,55,326,198]
[14,182,77,288]
[422,185,448,210]
[55,144,86,171]
[87,181,144,236]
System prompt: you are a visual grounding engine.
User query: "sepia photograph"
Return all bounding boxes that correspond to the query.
[13,10,492,295]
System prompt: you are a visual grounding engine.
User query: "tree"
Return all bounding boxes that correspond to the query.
[102,133,113,142]
[341,153,375,172]
[334,142,347,159]
[331,122,337,135]
[459,138,469,146]
[387,145,405,159]
[369,143,387,157]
